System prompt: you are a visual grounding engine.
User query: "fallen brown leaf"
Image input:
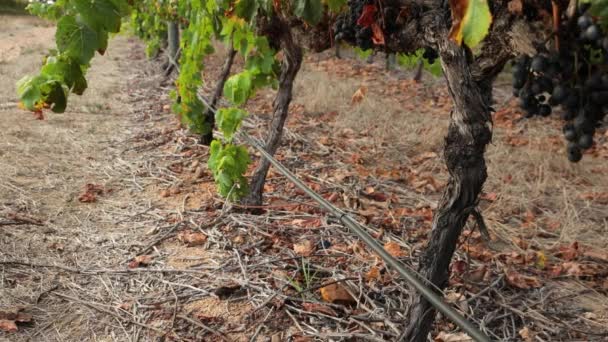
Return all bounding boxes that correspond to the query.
[384,241,406,257]
[177,230,208,247]
[78,183,105,203]
[351,86,367,105]
[128,255,153,268]
[554,241,579,261]
[505,269,542,289]
[293,240,315,256]
[319,283,356,305]
[302,302,338,317]
[365,266,381,282]
[0,320,17,333]
[519,326,535,342]
[435,331,473,342]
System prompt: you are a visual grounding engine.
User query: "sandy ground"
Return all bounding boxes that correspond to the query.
[0,15,163,341]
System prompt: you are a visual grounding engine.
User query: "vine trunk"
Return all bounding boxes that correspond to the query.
[401,38,493,341]
[244,20,303,207]
[200,45,237,145]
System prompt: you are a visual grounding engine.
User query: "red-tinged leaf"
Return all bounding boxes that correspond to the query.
[362,188,388,202]
[448,0,492,47]
[505,269,542,289]
[78,183,106,203]
[554,241,579,261]
[78,192,97,203]
[356,5,376,28]
[0,320,17,333]
[451,260,467,275]
[371,22,385,45]
[302,302,338,316]
[33,109,45,120]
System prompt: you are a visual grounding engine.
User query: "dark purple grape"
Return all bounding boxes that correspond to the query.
[531,55,547,72]
[578,134,593,149]
[539,104,552,117]
[568,143,583,162]
[551,85,567,103]
[578,15,592,30]
[584,25,601,41]
[564,129,577,142]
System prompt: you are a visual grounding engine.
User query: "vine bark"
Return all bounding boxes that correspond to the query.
[401,35,493,341]
[200,45,237,145]
[244,19,303,207]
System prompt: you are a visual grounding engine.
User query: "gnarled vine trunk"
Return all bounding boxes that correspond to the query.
[244,19,303,206]
[200,45,237,145]
[401,37,493,342]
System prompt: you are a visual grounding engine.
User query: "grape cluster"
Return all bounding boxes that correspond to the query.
[333,0,372,49]
[422,47,438,64]
[512,5,607,162]
[333,0,400,51]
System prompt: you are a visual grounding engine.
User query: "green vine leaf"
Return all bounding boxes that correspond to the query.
[326,0,346,12]
[56,15,100,65]
[73,0,122,33]
[235,0,259,21]
[216,107,247,141]
[224,71,253,105]
[294,0,323,25]
[208,141,250,199]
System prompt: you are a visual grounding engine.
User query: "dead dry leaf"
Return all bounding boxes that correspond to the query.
[435,331,473,342]
[0,320,17,333]
[384,241,406,257]
[78,183,105,203]
[351,86,367,105]
[319,283,356,305]
[128,255,153,268]
[177,230,208,247]
[365,266,381,282]
[519,326,535,342]
[293,240,315,256]
[505,269,542,289]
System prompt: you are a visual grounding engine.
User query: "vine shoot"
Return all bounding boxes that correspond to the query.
[1,0,608,341]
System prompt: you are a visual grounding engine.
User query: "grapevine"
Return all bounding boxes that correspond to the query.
[15,0,608,340]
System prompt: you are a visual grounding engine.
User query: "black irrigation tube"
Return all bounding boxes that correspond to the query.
[196,94,491,341]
